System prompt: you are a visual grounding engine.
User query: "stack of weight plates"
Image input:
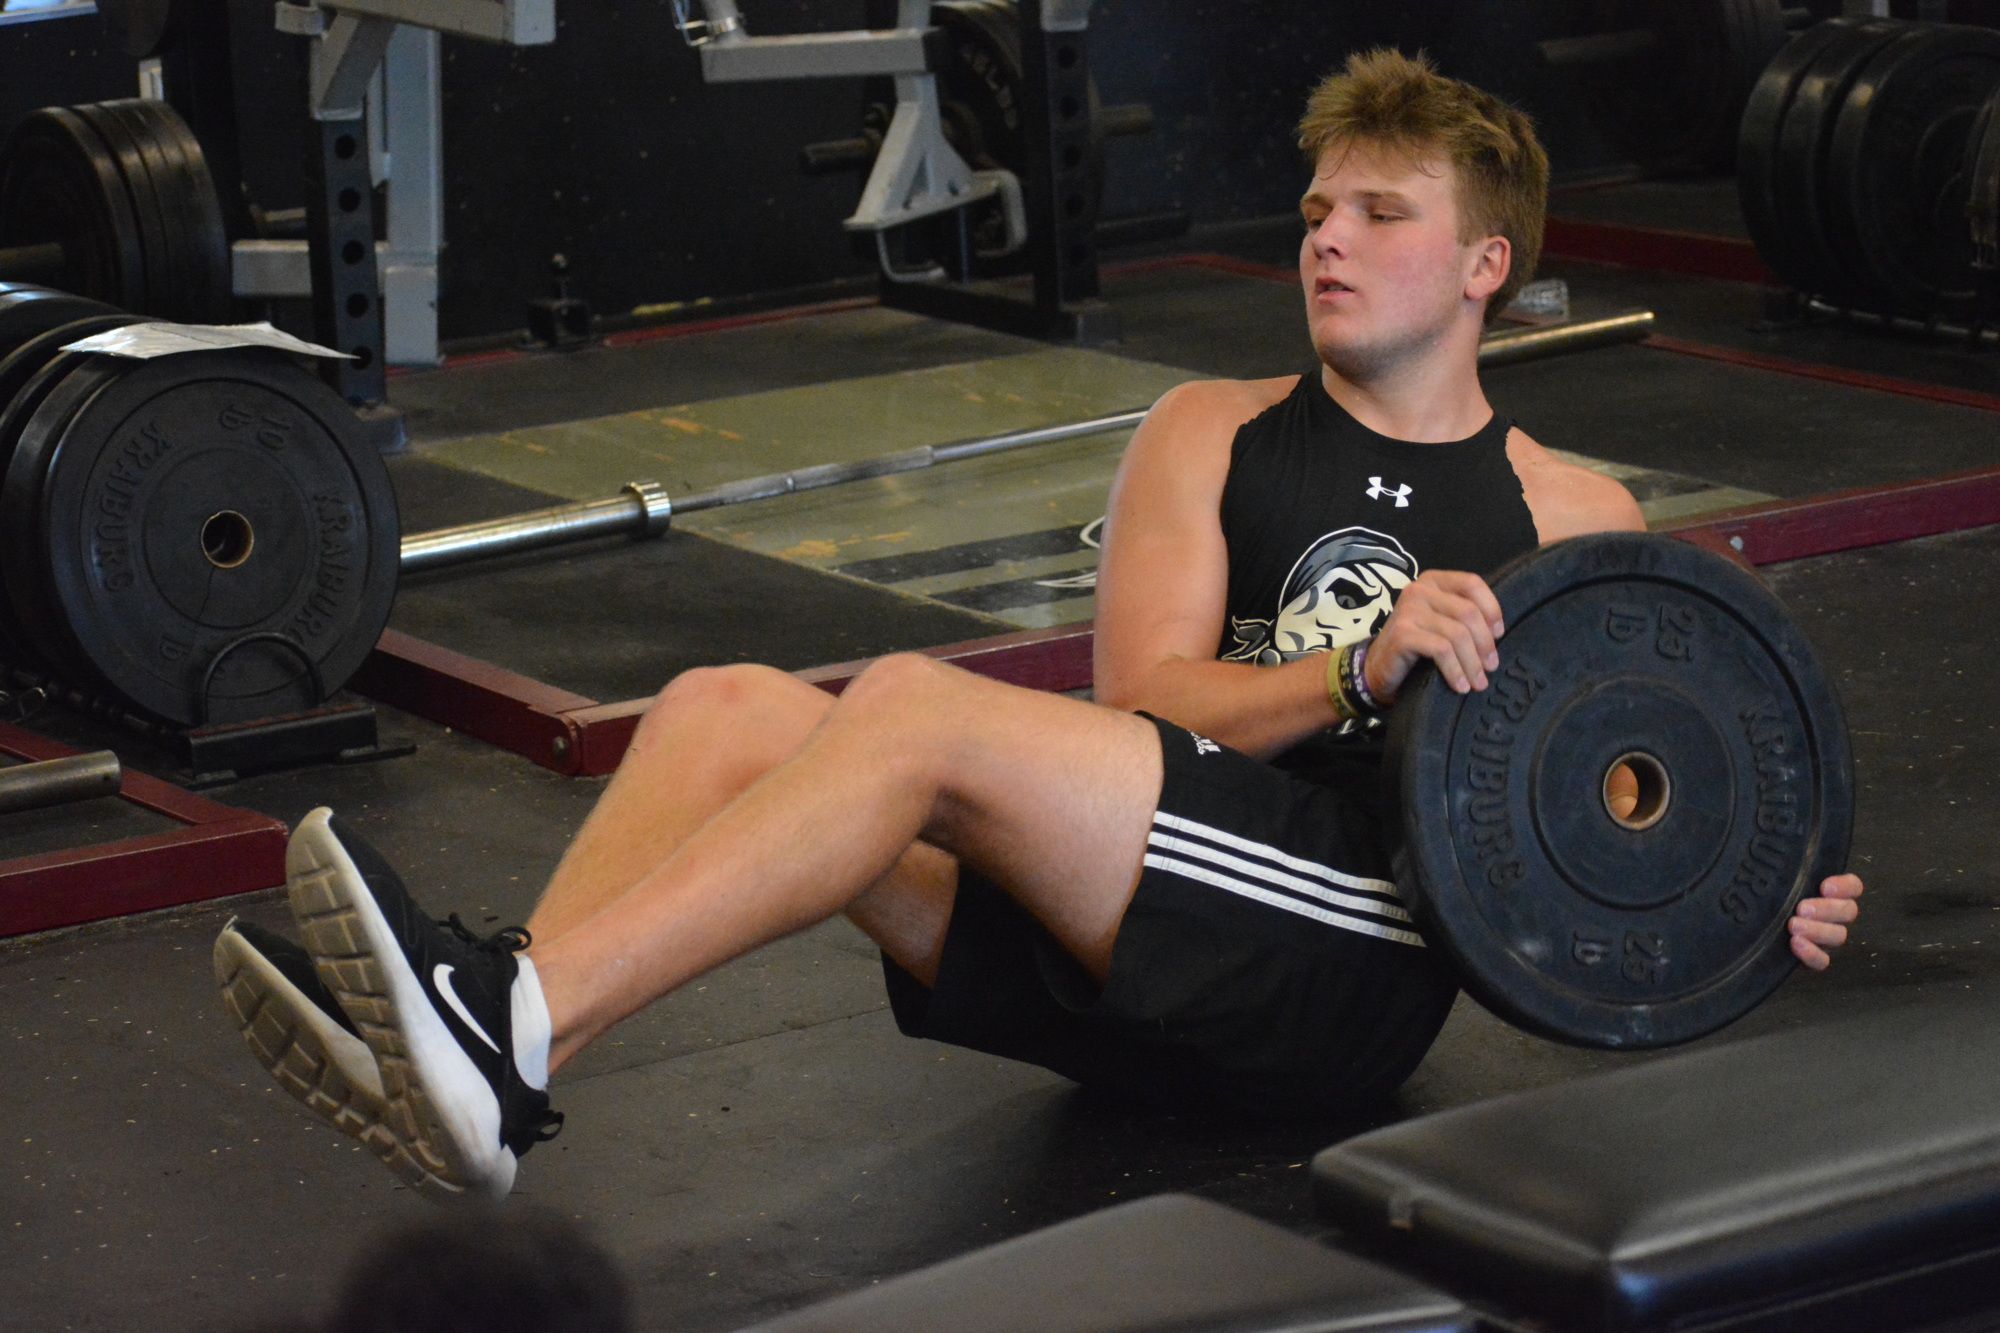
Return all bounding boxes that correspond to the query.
[0,99,231,324]
[0,285,398,729]
[1739,18,2000,320]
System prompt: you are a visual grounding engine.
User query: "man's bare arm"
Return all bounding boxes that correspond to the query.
[1508,429,1648,542]
[1093,379,1350,760]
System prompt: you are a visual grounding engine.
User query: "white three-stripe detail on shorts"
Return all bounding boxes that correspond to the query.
[1144,815,1424,948]
[1152,811,1402,899]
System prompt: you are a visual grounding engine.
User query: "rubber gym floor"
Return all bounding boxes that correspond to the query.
[6,181,2000,1332]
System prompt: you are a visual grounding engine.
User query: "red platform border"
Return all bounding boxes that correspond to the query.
[0,722,288,937]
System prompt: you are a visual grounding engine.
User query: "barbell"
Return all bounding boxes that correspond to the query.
[0,283,1652,731]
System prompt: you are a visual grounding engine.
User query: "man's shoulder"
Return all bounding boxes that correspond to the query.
[1504,427,1648,539]
[1141,375,1298,450]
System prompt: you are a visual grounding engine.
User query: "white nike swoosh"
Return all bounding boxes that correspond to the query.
[433,963,501,1054]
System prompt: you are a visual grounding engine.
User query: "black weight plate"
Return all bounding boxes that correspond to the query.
[70,103,177,321]
[1826,24,2000,319]
[1577,0,1787,176]
[0,350,128,678]
[0,315,138,486]
[0,107,147,312]
[1386,532,1852,1051]
[1768,18,1910,305]
[109,99,231,324]
[1737,19,1862,295]
[0,284,120,364]
[14,350,399,726]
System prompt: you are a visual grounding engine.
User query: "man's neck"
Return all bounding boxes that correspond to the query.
[1316,322,1493,444]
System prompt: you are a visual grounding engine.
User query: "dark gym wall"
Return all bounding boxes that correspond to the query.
[11,0,1986,343]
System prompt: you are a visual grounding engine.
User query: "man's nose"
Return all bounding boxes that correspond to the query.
[1309,215,1347,258]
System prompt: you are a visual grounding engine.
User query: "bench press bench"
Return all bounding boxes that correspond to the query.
[741,998,2000,1332]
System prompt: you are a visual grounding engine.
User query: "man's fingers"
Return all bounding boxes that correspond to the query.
[1818,873,1865,899]
[1789,917,1847,949]
[1428,571,1504,640]
[1794,896,1859,925]
[1405,617,1491,693]
[1790,934,1831,971]
[1402,628,1478,693]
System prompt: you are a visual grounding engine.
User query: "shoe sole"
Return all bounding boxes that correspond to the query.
[213,922,471,1201]
[285,808,516,1201]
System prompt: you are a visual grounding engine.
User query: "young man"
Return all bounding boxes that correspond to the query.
[216,50,1863,1202]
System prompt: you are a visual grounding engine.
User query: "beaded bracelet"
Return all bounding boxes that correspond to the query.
[1350,638,1383,713]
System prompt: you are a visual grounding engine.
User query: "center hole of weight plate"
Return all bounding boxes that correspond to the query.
[200,510,255,569]
[1603,751,1670,831]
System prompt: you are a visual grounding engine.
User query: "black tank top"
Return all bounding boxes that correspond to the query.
[1218,373,1540,788]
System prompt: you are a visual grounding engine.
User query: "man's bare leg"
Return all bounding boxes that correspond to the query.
[525,664,960,984]
[527,653,1162,1072]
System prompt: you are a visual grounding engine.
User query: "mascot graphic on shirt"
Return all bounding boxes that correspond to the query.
[1222,527,1418,667]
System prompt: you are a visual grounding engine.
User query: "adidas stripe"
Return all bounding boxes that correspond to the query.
[1144,814,1425,949]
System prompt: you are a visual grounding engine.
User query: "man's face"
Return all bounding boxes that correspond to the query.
[1297,142,1499,379]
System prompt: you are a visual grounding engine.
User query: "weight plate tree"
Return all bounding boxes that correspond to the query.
[1386,533,1852,1050]
[928,0,1107,259]
[0,337,399,728]
[0,100,230,324]
[1573,0,1787,175]
[1824,23,2000,320]
[1763,18,1909,308]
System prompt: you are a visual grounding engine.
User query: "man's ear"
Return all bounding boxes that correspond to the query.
[1466,235,1511,306]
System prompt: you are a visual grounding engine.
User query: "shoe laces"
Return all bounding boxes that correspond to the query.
[440,913,532,955]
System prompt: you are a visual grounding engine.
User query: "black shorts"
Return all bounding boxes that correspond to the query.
[883,715,1459,1118]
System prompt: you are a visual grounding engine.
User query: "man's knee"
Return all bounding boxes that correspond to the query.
[837,652,961,719]
[638,664,808,752]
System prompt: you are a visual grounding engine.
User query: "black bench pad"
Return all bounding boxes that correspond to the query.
[740,1193,1470,1333]
[1313,1000,2000,1331]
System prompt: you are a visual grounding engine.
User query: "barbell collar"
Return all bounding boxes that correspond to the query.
[623,479,674,535]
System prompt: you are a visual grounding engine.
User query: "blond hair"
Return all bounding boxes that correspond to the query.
[1298,49,1548,318]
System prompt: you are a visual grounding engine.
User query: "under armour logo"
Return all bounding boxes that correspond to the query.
[1191,735,1220,756]
[1366,476,1411,508]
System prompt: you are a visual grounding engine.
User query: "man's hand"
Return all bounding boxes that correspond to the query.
[1362,569,1504,705]
[1790,873,1863,970]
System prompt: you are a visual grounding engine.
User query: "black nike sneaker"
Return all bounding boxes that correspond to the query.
[215,917,388,1135]
[284,808,562,1202]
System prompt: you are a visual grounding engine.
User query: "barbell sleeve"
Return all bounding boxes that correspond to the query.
[0,750,122,815]
[1477,309,1655,367]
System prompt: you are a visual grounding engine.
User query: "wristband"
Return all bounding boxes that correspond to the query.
[1350,638,1383,713]
[1325,644,1360,723]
